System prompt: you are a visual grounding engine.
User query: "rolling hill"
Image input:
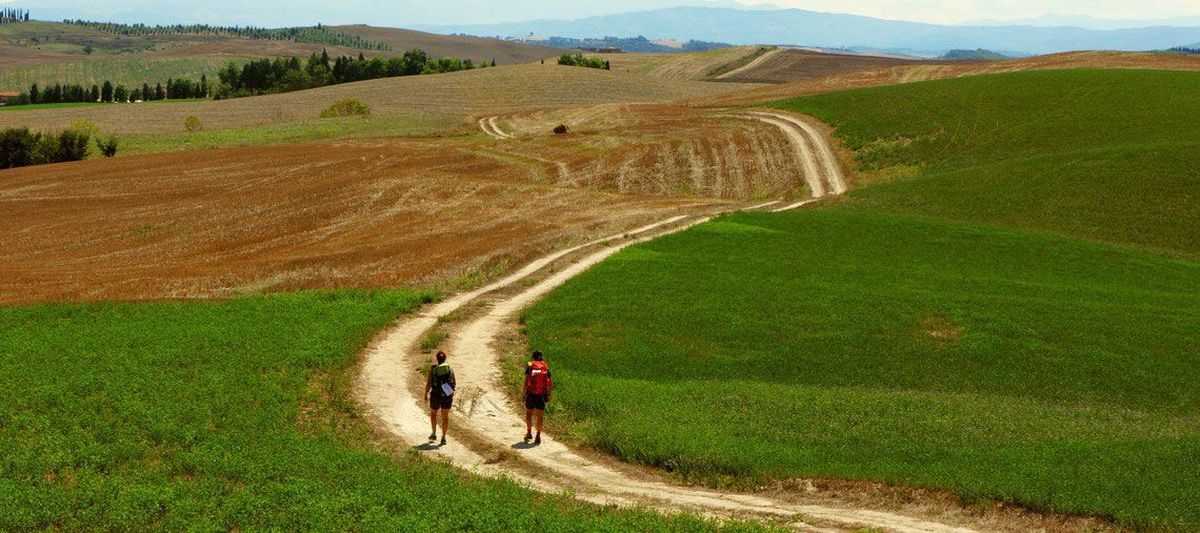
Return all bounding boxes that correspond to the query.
[0,21,558,90]
[425,6,1200,56]
[0,63,756,134]
[522,69,1200,529]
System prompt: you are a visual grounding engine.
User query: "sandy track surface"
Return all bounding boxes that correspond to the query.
[733,110,848,206]
[479,116,514,139]
[356,201,976,531]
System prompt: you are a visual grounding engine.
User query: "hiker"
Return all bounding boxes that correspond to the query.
[424,350,456,446]
[523,350,553,445]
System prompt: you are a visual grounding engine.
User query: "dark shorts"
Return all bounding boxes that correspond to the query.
[525,393,547,411]
[430,395,453,410]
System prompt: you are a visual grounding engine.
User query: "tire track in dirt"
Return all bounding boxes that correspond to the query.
[479,116,514,139]
[731,110,848,207]
[715,47,785,80]
[357,200,975,531]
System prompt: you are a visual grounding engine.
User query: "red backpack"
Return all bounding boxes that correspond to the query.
[526,360,550,395]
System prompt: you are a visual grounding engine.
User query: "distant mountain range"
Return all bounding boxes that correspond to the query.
[419,7,1200,56]
[961,13,1200,31]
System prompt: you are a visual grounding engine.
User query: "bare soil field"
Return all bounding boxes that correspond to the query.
[597,46,766,81]
[717,48,933,83]
[702,50,1200,106]
[0,137,729,305]
[0,63,758,134]
[483,104,814,199]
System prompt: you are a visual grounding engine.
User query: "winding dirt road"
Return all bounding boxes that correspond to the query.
[354,112,979,530]
[479,116,514,139]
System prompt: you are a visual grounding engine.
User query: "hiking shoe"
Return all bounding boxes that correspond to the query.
[440,436,447,446]
[533,434,541,445]
[524,432,533,442]
[428,433,437,442]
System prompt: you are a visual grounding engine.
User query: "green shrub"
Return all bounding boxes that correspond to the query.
[319,98,371,118]
[557,53,608,69]
[0,127,91,169]
[184,115,203,132]
[96,136,119,158]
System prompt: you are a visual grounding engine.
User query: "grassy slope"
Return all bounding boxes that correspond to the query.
[523,69,1200,529]
[768,69,1200,259]
[0,291,728,530]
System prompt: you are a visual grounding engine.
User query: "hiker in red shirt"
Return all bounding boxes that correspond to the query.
[523,350,553,445]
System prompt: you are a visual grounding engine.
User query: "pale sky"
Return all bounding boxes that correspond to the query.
[5,0,1200,26]
[748,0,1200,24]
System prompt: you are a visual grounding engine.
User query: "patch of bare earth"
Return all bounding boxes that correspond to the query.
[0,137,722,305]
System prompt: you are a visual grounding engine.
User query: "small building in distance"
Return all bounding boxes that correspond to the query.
[0,91,21,106]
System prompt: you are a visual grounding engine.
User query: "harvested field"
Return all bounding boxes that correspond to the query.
[0,63,757,134]
[332,25,557,64]
[597,46,768,81]
[701,50,1200,106]
[716,48,932,84]
[0,138,724,305]
[487,104,812,199]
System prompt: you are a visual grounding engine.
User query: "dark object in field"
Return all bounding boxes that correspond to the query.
[553,124,570,135]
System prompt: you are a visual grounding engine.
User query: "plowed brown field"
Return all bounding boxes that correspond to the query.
[0,138,725,305]
[1,64,758,134]
[701,50,1200,106]
[487,104,810,199]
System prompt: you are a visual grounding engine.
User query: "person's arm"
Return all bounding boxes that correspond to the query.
[423,366,433,399]
[546,371,553,401]
[523,364,531,392]
[449,369,456,390]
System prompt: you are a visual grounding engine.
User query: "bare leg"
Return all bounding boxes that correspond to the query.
[439,409,449,437]
[429,408,437,436]
[524,409,533,435]
[534,409,544,436]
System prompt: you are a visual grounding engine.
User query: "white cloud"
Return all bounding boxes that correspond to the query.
[735,0,1200,24]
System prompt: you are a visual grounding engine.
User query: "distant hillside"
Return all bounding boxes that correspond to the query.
[331,26,557,64]
[509,35,729,53]
[941,49,1008,60]
[421,7,1200,56]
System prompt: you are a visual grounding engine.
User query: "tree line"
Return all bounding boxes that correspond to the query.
[557,53,610,70]
[1170,45,1199,54]
[1,7,30,23]
[63,20,391,51]
[11,76,208,106]
[215,49,491,98]
[0,127,118,170]
[8,47,491,105]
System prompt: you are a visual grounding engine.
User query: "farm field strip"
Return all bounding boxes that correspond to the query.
[731,110,848,203]
[714,47,785,80]
[479,115,513,139]
[357,201,974,532]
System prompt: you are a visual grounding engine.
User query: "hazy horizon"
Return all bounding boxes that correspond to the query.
[3,0,1200,29]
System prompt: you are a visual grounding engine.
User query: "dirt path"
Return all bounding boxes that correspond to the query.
[732,110,848,202]
[348,112,979,531]
[479,116,514,139]
[715,47,785,80]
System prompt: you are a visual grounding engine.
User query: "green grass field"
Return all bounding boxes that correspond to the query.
[118,115,448,156]
[768,68,1200,260]
[523,69,1200,529]
[0,101,102,111]
[0,291,733,530]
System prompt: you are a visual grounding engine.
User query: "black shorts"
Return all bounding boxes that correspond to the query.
[430,395,453,410]
[525,393,547,410]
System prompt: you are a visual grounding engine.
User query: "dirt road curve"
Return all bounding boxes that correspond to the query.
[715,47,785,80]
[352,111,937,531]
[479,116,514,139]
[733,110,848,207]
[356,202,974,531]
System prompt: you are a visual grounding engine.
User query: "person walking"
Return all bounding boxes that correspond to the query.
[523,350,553,445]
[424,350,455,446]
